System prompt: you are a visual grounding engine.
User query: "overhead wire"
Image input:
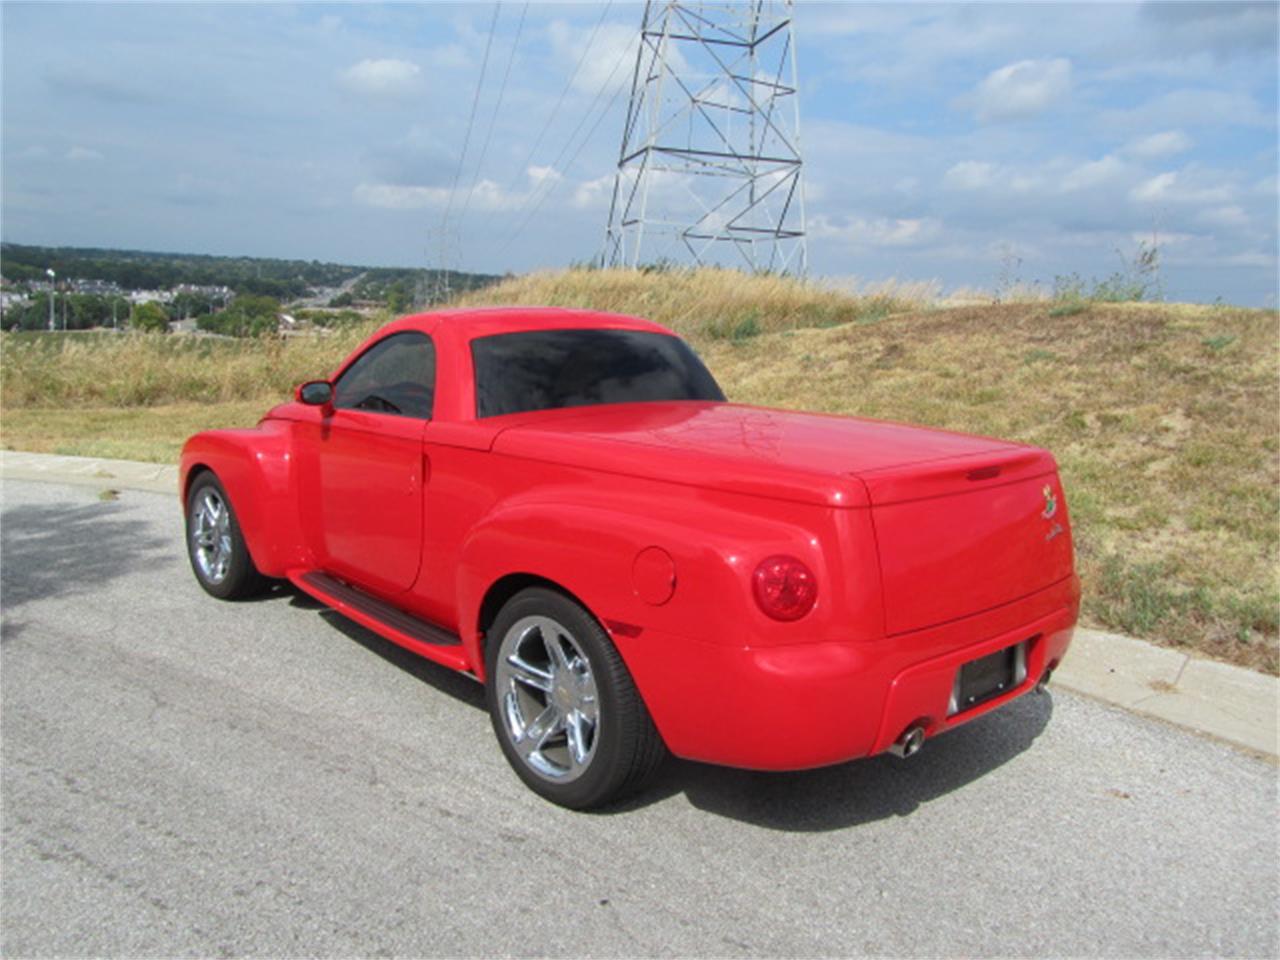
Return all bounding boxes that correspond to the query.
[501,0,613,199]
[458,0,530,229]
[496,48,631,258]
[438,2,501,280]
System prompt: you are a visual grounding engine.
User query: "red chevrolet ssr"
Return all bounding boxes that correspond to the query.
[181,307,1078,808]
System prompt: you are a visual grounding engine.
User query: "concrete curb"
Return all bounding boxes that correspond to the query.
[3,449,1276,760]
[0,450,179,495]
[1055,628,1276,759]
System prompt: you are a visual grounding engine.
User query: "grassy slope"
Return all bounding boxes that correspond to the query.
[2,269,1276,671]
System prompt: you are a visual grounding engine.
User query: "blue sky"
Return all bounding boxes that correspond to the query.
[2,2,1276,305]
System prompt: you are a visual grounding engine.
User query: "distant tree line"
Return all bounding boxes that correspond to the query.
[350,268,503,311]
[4,292,132,331]
[196,295,281,337]
[0,243,364,299]
[0,244,508,330]
[2,289,231,332]
[291,308,365,328]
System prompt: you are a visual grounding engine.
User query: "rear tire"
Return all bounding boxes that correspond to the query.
[485,587,666,809]
[185,473,267,600]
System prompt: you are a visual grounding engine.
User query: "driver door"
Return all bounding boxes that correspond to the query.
[304,331,435,595]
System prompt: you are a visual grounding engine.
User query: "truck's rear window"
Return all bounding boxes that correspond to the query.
[472,329,725,418]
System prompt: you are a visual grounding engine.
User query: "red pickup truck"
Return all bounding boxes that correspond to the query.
[181,307,1079,808]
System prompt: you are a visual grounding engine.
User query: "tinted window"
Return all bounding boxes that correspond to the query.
[334,332,436,419]
[472,329,725,418]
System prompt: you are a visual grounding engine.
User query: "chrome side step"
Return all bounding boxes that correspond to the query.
[291,571,472,673]
[298,571,461,647]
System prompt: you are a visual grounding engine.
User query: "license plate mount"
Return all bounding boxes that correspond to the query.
[950,642,1028,716]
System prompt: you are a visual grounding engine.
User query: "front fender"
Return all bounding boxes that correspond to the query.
[180,421,308,577]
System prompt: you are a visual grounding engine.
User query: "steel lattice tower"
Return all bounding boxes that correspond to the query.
[603,0,807,274]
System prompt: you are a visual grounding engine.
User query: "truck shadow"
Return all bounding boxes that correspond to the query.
[631,693,1054,830]
[310,604,486,709]
[290,586,1053,831]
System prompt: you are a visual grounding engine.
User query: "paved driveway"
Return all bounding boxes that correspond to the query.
[2,480,1275,957]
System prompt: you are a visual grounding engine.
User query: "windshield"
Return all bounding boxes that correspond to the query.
[471,328,725,418]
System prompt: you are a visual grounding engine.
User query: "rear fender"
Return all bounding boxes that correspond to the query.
[456,488,850,682]
[180,421,308,577]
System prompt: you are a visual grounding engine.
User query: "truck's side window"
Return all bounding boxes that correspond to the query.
[334,332,435,419]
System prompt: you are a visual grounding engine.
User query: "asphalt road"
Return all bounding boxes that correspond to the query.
[2,479,1276,959]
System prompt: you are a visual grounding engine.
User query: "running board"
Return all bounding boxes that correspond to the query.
[289,570,471,673]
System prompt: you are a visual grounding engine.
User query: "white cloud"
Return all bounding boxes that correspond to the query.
[1197,205,1249,229]
[1129,169,1236,207]
[940,160,1048,194]
[943,161,999,191]
[1130,171,1178,203]
[1130,231,1196,248]
[65,146,104,161]
[571,174,612,210]
[527,165,561,186]
[810,214,943,247]
[547,21,642,95]
[1212,252,1275,269]
[339,58,422,97]
[1139,2,1279,62]
[355,180,525,212]
[1103,89,1272,130]
[355,167,556,212]
[1123,130,1193,159]
[971,58,1072,122]
[1060,155,1125,192]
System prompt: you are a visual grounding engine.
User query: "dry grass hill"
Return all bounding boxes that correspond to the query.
[2,268,1276,672]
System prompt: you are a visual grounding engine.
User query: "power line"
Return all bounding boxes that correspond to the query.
[436,2,500,293]
[459,0,529,229]
[497,61,630,258]
[501,1,613,199]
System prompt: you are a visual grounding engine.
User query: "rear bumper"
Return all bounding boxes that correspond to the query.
[616,575,1079,770]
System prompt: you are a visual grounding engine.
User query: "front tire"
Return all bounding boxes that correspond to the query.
[485,587,666,809]
[185,473,266,600]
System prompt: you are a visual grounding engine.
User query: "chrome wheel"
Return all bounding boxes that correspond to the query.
[190,487,233,585]
[494,614,599,782]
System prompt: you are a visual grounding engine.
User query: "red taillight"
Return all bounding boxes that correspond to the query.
[752,555,817,621]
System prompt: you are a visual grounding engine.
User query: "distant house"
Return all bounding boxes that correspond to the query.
[128,290,174,305]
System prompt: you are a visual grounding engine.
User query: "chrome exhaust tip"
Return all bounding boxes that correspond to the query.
[888,724,926,759]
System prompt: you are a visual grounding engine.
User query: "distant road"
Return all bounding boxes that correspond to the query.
[2,479,1276,958]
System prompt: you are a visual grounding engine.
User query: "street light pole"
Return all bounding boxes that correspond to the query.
[45,268,55,332]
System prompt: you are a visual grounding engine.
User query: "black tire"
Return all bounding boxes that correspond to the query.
[485,587,666,809]
[184,472,267,600]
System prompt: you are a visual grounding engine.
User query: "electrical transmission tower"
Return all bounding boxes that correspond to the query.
[603,1,807,274]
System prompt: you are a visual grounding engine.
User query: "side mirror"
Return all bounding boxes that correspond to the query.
[297,380,333,406]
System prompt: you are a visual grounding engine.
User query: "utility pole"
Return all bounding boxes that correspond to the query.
[45,268,56,331]
[604,0,807,275]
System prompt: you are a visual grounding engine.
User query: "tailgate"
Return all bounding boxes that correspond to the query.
[864,449,1074,635]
